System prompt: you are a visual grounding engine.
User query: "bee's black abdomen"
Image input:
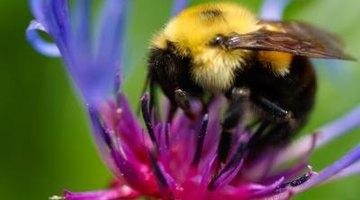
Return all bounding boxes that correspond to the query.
[234,56,317,152]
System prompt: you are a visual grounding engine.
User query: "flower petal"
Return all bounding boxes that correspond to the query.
[88,106,126,179]
[73,0,93,59]
[28,0,72,59]
[210,159,244,190]
[110,149,150,191]
[263,162,308,184]
[28,0,130,106]
[250,177,285,198]
[274,106,360,167]
[260,0,292,20]
[171,0,190,16]
[330,161,360,181]
[42,0,73,61]
[315,106,360,147]
[96,0,128,72]
[29,0,46,27]
[293,144,360,193]
[26,20,61,57]
[63,185,140,200]
[71,0,129,106]
[117,94,148,154]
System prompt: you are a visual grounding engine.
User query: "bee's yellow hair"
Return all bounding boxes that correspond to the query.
[151,2,292,92]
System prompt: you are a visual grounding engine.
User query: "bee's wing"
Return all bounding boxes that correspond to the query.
[226,20,355,60]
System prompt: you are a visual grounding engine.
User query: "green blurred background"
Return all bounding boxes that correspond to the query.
[1,0,360,199]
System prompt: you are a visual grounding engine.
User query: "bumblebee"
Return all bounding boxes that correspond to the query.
[147,3,353,161]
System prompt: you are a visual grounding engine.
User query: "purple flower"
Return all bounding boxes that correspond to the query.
[27,0,360,200]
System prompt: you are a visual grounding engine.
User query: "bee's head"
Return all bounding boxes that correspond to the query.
[152,2,260,65]
[151,3,261,92]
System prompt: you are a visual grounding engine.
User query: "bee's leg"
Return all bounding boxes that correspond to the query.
[149,78,158,116]
[218,87,250,162]
[244,95,295,158]
[251,96,292,121]
[249,96,297,144]
[174,88,195,120]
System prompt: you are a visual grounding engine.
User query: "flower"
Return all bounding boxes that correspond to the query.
[27,0,127,106]
[27,0,360,200]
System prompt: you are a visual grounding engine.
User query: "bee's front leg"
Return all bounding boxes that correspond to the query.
[218,87,251,162]
[174,88,196,120]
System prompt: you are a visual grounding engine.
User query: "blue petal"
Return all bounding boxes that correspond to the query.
[28,0,130,106]
[295,144,360,193]
[171,0,190,16]
[316,106,360,147]
[332,161,360,180]
[42,0,73,62]
[273,105,360,168]
[96,0,128,69]
[68,0,128,105]
[260,0,292,20]
[73,0,92,59]
[26,20,61,57]
[29,0,46,27]
[28,0,72,59]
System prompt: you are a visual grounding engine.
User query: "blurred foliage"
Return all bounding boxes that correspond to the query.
[0,0,359,199]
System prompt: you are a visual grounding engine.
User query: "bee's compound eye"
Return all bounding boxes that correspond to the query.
[210,35,224,46]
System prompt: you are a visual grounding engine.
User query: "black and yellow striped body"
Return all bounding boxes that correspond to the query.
[147,2,350,161]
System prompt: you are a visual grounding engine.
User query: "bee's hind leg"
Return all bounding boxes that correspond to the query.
[251,96,292,121]
[247,96,297,157]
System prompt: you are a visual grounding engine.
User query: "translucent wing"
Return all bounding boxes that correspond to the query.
[226,20,355,60]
